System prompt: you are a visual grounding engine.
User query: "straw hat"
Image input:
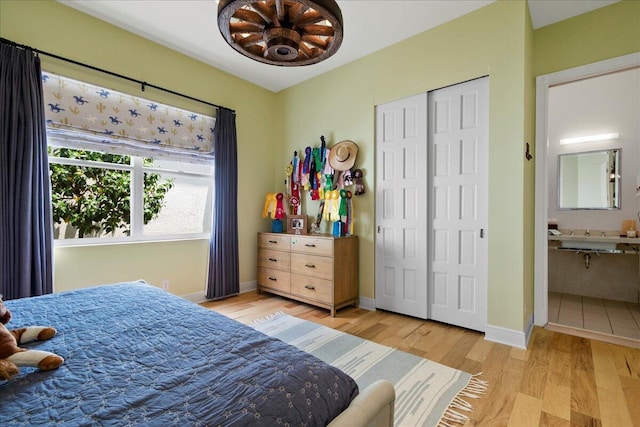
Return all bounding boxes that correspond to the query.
[328,140,358,171]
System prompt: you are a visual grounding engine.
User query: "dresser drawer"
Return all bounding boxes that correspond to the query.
[290,253,333,280]
[291,274,333,304]
[290,236,333,256]
[257,267,290,293]
[258,233,291,251]
[258,248,290,272]
[257,232,357,317]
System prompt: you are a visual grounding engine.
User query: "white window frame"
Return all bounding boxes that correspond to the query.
[48,146,214,247]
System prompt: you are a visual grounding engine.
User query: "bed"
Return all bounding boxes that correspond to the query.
[0,281,394,426]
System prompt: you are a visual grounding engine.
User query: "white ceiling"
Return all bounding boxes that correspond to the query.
[58,0,620,93]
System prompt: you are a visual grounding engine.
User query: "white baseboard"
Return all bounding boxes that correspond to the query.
[485,315,533,350]
[240,280,257,293]
[182,291,206,303]
[187,281,375,315]
[358,296,376,311]
[524,313,534,347]
[181,280,257,304]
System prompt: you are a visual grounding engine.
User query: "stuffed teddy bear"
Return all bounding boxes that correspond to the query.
[0,296,64,381]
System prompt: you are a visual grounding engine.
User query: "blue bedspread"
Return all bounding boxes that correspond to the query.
[0,282,358,426]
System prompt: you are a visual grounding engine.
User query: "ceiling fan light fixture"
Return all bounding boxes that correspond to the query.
[217,0,343,66]
[265,27,301,61]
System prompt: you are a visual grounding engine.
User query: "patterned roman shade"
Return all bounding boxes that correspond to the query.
[42,71,215,162]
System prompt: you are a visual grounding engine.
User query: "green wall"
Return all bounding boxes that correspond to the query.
[54,240,210,294]
[523,0,536,329]
[534,0,640,76]
[0,0,280,296]
[277,0,531,331]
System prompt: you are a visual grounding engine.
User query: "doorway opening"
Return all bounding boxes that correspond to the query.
[534,53,640,348]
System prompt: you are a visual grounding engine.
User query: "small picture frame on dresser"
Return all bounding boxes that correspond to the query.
[287,215,307,235]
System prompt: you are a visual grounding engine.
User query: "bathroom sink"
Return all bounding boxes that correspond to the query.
[549,232,640,251]
[559,240,617,251]
[548,232,640,270]
[557,236,618,251]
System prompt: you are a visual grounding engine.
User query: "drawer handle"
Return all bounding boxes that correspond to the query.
[268,240,278,244]
[304,285,315,290]
[268,258,277,262]
[268,277,277,281]
[305,244,316,247]
[305,264,316,268]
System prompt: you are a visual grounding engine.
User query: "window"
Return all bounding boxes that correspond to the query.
[41,70,216,245]
[49,145,213,245]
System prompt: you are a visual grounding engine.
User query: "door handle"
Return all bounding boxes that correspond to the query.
[480,229,485,238]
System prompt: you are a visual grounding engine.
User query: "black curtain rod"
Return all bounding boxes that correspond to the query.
[1,37,235,114]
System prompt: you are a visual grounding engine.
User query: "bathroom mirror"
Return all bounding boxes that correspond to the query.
[558,148,620,210]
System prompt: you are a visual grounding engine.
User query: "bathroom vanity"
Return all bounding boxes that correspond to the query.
[548,232,640,253]
[548,231,640,303]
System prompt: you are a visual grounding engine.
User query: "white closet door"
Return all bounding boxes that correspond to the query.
[428,77,488,331]
[374,93,428,319]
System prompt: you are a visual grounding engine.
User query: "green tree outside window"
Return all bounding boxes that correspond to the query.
[49,148,173,238]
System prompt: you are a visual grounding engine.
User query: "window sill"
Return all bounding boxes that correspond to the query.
[53,235,210,248]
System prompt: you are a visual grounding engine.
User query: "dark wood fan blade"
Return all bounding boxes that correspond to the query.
[299,43,313,58]
[251,2,273,23]
[301,35,328,49]
[233,8,267,25]
[301,24,334,37]
[275,0,285,22]
[288,3,308,24]
[309,46,322,57]
[238,34,263,47]
[245,44,265,57]
[296,10,323,27]
[230,22,264,34]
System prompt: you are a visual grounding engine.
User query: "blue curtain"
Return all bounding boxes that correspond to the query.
[206,107,239,299]
[0,42,54,300]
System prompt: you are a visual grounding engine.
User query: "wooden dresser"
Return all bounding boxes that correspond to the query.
[257,232,358,317]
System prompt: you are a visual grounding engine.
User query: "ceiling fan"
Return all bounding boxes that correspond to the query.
[217,0,343,66]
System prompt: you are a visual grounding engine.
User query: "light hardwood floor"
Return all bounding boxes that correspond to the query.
[202,291,640,427]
